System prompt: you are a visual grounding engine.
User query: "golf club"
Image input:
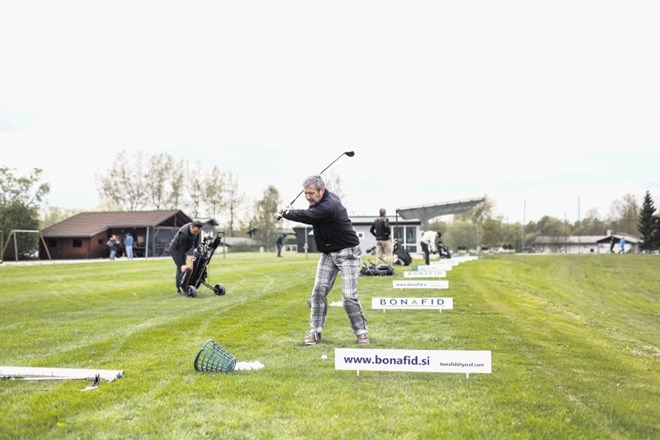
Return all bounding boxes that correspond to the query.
[278,150,355,219]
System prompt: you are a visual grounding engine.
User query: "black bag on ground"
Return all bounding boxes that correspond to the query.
[360,263,394,276]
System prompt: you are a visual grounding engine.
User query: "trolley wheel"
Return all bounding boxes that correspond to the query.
[213,284,226,296]
[187,286,198,298]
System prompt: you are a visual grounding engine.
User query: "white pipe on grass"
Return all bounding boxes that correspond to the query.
[0,366,124,382]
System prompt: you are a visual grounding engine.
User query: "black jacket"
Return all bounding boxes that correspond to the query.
[169,223,201,253]
[282,190,359,253]
[370,216,391,241]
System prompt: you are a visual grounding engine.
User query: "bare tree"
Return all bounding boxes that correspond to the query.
[576,208,607,235]
[322,172,346,203]
[252,185,281,245]
[168,158,187,209]
[40,205,83,229]
[145,153,175,210]
[453,198,494,249]
[223,172,243,236]
[609,193,639,234]
[204,166,226,219]
[186,162,205,218]
[97,150,146,210]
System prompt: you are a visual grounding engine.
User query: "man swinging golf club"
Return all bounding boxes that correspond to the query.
[280,174,369,345]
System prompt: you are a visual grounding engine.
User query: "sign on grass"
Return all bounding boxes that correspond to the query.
[335,348,491,377]
[372,297,453,310]
[404,270,447,278]
[417,264,453,272]
[393,280,449,289]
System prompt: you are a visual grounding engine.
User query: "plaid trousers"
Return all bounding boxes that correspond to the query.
[309,245,368,336]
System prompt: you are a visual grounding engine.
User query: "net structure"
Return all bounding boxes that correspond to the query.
[193,339,236,373]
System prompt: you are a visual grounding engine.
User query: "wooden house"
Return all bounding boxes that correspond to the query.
[40,210,194,259]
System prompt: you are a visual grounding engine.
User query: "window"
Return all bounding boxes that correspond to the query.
[394,226,418,253]
[73,239,82,248]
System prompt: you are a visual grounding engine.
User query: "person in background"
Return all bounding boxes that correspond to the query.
[279,175,369,346]
[168,220,203,294]
[610,236,616,253]
[276,233,286,257]
[107,234,118,261]
[419,229,438,265]
[369,208,393,267]
[619,237,626,254]
[124,233,134,260]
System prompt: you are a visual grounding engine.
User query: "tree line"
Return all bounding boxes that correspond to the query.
[430,191,659,252]
[96,151,245,236]
[1,155,659,259]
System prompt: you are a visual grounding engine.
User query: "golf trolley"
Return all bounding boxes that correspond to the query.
[393,240,412,266]
[179,233,226,298]
[437,241,452,259]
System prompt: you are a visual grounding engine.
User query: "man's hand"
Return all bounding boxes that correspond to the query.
[277,206,293,220]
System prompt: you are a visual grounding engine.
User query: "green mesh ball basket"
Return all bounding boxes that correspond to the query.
[194,339,237,373]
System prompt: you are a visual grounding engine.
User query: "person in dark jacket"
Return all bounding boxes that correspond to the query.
[280,175,369,346]
[168,220,203,294]
[276,233,286,257]
[106,235,118,260]
[369,208,393,267]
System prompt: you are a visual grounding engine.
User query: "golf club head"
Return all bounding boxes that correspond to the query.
[344,151,355,157]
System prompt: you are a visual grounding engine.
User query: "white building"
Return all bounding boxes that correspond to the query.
[533,233,641,254]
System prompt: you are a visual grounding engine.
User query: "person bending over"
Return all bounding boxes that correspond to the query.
[419,229,438,265]
[168,220,203,294]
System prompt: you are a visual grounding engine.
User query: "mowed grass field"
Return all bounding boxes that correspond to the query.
[0,252,658,439]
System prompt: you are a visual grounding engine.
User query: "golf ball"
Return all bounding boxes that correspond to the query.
[321,354,328,361]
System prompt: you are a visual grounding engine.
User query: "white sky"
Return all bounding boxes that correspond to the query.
[2,0,659,223]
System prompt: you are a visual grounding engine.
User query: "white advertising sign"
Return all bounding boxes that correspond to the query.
[393,280,449,289]
[404,270,446,278]
[372,297,453,310]
[417,264,452,272]
[335,349,492,376]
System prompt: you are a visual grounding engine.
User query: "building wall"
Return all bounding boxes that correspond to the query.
[293,219,421,255]
[534,240,638,254]
[352,222,420,255]
[534,242,612,254]
[42,232,109,259]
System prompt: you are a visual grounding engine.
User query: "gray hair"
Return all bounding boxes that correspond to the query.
[303,175,325,191]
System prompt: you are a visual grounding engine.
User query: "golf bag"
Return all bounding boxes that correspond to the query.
[393,240,412,266]
[360,262,394,277]
[437,241,452,259]
[179,233,226,298]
